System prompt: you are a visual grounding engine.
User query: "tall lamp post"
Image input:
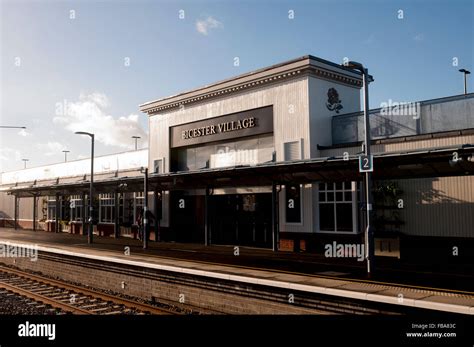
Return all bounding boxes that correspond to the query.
[22,159,29,169]
[343,61,375,276]
[459,69,471,95]
[75,131,95,244]
[62,150,70,162]
[140,167,149,249]
[132,136,141,151]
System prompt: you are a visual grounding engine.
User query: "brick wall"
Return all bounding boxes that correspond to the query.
[0,253,319,314]
[0,251,398,315]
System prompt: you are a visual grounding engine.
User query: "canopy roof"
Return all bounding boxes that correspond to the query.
[4,144,474,197]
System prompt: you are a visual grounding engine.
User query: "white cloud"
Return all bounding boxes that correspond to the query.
[35,142,66,156]
[196,16,223,35]
[53,92,148,149]
[413,33,424,41]
[17,129,31,137]
[84,92,109,108]
[0,148,21,162]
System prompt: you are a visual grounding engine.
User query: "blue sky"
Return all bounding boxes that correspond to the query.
[1,0,472,171]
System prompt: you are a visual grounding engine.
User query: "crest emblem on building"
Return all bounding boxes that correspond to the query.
[326,88,343,113]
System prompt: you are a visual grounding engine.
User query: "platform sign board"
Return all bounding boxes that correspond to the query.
[359,155,373,173]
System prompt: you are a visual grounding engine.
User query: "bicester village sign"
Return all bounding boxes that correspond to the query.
[182,117,256,140]
[170,106,273,148]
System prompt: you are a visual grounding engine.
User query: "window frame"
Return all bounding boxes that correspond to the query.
[316,181,359,234]
[133,192,144,225]
[46,196,56,221]
[69,194,83,222]
[284,184,304,225]
[99,193,115,224]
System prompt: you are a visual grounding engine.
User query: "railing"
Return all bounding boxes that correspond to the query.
[332,94,474,144]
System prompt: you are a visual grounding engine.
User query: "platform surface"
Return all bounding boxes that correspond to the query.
[1,228,473,315]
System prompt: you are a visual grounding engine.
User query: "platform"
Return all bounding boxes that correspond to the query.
[0,228,473,315]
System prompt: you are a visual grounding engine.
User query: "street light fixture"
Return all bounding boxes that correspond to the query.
[62,150,70,162]
[132,136,141,150]
[75,131,95,244]
[342,60,375,276]
[22,159,29,169]
[459,69,471,95]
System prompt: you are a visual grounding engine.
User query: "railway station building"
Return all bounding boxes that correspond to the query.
[1,55,473,261]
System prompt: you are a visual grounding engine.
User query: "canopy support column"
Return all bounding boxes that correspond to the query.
[272,182,279,252]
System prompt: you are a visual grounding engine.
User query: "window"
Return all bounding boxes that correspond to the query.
[99,193,115,223]
[133,192,144,224]
[170,135,275,171]
[70,195,83,222]
[47,196,56,220]
[285,185,302,223]
[318,182,358,232]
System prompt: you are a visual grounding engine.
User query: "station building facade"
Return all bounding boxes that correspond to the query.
[141,56,364,248]
[1,55,474,260]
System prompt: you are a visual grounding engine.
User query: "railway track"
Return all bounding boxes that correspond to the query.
[0,266,179,315]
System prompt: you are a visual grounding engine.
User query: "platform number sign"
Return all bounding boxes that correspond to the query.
[359,155,373,173]
[70,200,75,209]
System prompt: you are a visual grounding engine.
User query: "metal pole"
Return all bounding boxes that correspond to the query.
[33,195,37,231]
[271,182,278,252]
[204,187,209,246]
[75,131,95,243]
[114,191,120,239]
[143,168,148,249]
[89,135,94,244]
[362,68,374,276]
[82,193,86,235]
[459,69,470,95]
[14,196,18,230]
[464,73,467,95]
[153,190,160,242]
[55,193,60,233]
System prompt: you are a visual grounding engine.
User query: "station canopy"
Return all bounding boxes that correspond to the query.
[4,144,474,197]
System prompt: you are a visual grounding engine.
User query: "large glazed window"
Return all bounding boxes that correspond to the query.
[318,182,358,232]
[70,195,83,221]
[171,134,274,172]
[99,193,115,223]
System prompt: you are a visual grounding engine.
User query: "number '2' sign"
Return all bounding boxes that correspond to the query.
[359,155,373,173]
